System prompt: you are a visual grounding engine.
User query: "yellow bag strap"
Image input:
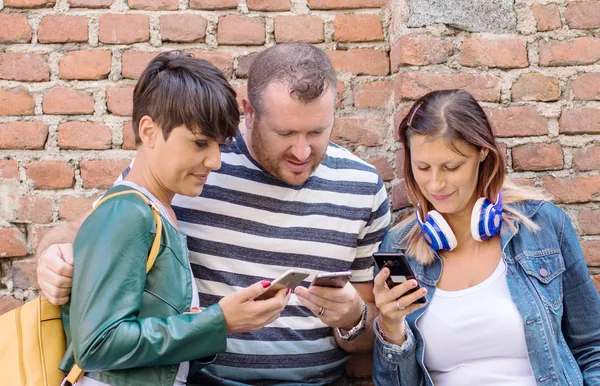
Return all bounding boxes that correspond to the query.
[64,189,163,384]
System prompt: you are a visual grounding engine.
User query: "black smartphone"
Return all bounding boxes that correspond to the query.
[372,252,426,304]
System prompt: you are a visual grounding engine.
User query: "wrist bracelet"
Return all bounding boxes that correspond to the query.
[376,316,407,342]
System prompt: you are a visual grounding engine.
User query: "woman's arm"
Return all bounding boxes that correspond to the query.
[68,196,227,371]
[558,209,600,384]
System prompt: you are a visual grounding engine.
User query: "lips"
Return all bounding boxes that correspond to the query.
[430,192,453,201]
[284,159,311,173]
[192,173,208,182]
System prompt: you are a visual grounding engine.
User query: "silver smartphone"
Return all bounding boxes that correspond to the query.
[310,271,352,288]
[255,269,311,300]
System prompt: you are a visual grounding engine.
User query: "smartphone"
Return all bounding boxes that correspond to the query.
[255,269,310,300]
[310,271,352,288]
[372,252,426,304]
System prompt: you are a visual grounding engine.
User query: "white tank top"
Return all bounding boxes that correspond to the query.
[417,259,537,385]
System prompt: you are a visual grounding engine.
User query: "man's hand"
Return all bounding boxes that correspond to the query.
[294,282,363,330]
[37,243,75,305]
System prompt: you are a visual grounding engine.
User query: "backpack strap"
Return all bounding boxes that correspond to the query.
[64,190,164,384]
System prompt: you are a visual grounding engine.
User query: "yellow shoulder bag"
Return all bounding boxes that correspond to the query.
[0,190,163,386]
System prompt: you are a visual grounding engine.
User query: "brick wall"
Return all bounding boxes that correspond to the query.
[0,0,599,382]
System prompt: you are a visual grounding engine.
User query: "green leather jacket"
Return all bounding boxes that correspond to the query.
[60,185,227,386]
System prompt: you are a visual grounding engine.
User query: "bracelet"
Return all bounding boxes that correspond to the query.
[375,316,408,342]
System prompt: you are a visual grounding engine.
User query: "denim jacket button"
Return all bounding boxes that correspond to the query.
[387,353,393,359]
[539,268,549,277]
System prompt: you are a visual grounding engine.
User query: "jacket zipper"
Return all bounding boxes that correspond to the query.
[16,306,26,386]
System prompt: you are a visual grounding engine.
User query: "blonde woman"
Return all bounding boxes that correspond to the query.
[372,89,600,385]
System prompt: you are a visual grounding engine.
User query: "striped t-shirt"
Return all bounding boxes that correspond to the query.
[123,132,390,385]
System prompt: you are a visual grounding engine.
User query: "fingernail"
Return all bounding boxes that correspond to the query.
[286,288,292,295]
[261,280,271,288]
[190,307,199,312]
[411,280,418,287]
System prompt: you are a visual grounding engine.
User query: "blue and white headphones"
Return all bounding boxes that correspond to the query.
[416,193,503,251]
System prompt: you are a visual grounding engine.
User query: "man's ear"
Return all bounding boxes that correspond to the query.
[242,98,255,131]
[138,116,158,148]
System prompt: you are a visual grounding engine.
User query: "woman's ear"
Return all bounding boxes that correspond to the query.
[138,116,158,148]
[480,149,489,162]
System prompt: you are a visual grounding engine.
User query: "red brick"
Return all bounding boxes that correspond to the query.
[578,208,600,236]
[122,51,160,79]
[511,142,563,171]
[540,38,600,67]
[393,107,411,140]
[512,73,559,102]
[58,121,112,150]
[99,14,149,44]
[332,117,386,147]
[43,87,95,115]
[4,0,54,8]
[106,86,134,117]
[0,227,27,258]
[531,4,561,31]
[232,83,247,112]
[334,14,383,42]
[0,296,23,315]
[571,73,600,101]
[29,225,53,253]
[573,144,600,172]
[0,52,49,82]
[248,0,290,11]
[368,156,394,181]
[59,194,101,221]
[68,0,113,7]
[274,15,324,43]
[392,180,411,210]
[0,14,32,43]
[59,50,111,80]
[16,196,53,223]
[0,122,48,150]
[308,0,388,9]
[122,122,136,150]
[0,160,19,180]
[189,0,236,9]
[396,73,501,103]
[327,49,389,76]
[354,81,393,108]
[160,14,206,43]
[218,16,265,46]
[390,36,453,71]
[485,107,547,137]
[336,80,345,108]
[460,37,528,69]
[80,159,131,189]
[395,147,405,177]
[584,241,600,267]
[26,161,75,189]
[38,15,88,43]
[187,51,234,79]
[542,175,600,204]
[0,88,34,116]
[12,259,39,289]
[236,53,258,79]
[128,0,178,10]
[566,1,600,29]
[507,177,536,187]
[559,108,600,135]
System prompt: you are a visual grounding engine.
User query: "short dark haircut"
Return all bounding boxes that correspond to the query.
[132,51,239,146]
[398,89,505,214]
[247,43,337,115]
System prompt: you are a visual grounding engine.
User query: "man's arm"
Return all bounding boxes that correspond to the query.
[334,282,378,353]
[36,210,90,305]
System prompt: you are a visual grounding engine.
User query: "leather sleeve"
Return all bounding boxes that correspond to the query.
[68,195,227,371]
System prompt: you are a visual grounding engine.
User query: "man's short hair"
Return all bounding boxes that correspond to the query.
[132,51,239,146]
[247,43,337,115]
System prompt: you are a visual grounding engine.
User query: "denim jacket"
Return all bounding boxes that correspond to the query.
[373,200,600,386]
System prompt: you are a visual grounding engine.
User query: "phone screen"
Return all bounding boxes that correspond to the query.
[372,252,426,303]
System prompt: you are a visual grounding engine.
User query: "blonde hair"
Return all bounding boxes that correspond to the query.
[397,181,551,265]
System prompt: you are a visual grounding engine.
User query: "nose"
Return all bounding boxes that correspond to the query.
[203,141,222,171]
[428,169,446,192]
[290,137,311,162]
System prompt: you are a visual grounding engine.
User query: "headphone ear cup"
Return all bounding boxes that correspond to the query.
[471,194,503,242]
[417,209,457,251]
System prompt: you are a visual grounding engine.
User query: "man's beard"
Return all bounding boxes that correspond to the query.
[249,126,325,186]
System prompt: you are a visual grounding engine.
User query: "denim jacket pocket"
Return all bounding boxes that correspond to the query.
[517,252,565,311]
